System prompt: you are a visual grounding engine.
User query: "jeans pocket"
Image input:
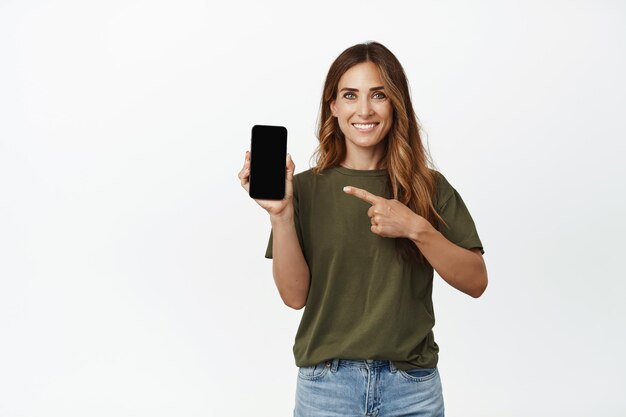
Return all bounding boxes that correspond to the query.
[398,367,438,382]
[298,360,331,381]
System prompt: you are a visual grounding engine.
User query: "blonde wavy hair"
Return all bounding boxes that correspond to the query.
[312,41,445,264]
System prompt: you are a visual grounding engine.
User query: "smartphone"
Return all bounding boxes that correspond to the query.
[249,125,288,200]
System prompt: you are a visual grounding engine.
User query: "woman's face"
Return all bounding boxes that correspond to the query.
[330,61,394,155]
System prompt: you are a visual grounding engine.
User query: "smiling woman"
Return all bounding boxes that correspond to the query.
[329,62,393,169]
[238,41,487,417]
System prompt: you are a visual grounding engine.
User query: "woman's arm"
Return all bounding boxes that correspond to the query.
[408,223,487,298]
[269,213,310,309]
[343,185,488,298]
[239,151,310,309]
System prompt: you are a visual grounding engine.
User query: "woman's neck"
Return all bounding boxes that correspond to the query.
[341,142,387,170]
[340,154,386,170]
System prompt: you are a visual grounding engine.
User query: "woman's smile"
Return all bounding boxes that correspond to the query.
[352,122,379,132]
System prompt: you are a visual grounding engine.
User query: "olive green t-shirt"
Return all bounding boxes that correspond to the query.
[265,166,484,371]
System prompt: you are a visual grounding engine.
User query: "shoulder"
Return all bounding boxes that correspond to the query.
[293,167,336,186]
[430,169,451,188]
[430,169,456,208]
[292,168,318,196]
[293,167,315,188]
[294,167,315,181]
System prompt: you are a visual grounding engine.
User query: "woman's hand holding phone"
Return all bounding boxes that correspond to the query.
[238,150,295,220]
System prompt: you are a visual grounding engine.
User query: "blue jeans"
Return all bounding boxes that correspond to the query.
[294,359,444,417]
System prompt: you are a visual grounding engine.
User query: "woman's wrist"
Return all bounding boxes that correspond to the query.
[407,214,435,243]
[270,209,294,225]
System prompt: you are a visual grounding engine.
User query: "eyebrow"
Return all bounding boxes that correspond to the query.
[339,86,385,92]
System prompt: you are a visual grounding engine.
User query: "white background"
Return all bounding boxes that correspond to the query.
[1,0,625,416]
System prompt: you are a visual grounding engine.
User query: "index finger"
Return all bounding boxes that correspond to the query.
[343,186,380,205]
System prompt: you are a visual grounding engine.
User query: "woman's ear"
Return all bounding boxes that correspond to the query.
[330,100,336,117]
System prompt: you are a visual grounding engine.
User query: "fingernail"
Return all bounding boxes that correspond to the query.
[343,186,349,192]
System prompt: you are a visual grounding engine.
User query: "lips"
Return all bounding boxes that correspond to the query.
[352,122,379,132]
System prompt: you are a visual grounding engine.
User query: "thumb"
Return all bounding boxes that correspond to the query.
[285,153,295,198]
[286,153,295,179]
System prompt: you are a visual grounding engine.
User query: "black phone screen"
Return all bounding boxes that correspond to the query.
[249,125,287,200]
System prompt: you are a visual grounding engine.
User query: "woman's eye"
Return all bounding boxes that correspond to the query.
[373,92,386,99]
[343,92,356,99]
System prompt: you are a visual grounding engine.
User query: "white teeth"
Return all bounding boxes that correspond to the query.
[353,123,377,129]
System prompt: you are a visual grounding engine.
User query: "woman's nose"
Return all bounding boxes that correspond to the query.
[357,98,374,117]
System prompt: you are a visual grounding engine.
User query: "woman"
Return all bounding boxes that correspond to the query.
[238,41,487,417]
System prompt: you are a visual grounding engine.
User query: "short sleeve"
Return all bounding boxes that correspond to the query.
[435,173,484,255]
[264,231,273,258]
[264,174,304,259]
